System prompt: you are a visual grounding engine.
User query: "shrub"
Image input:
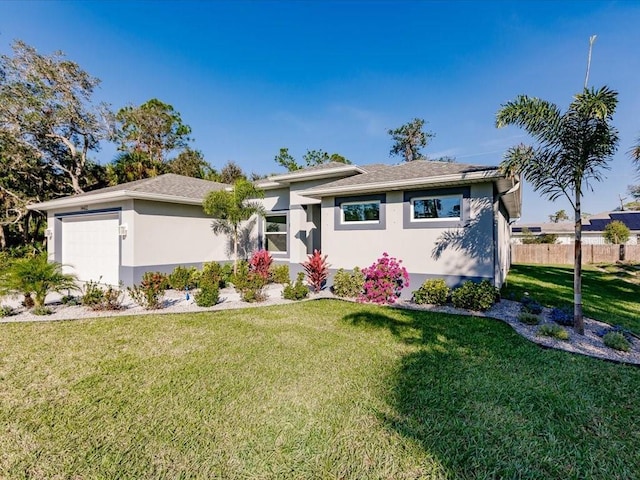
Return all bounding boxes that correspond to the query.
[1,254,78,309]
[521,296,543,314]
[451,280,498,311]
[201,262,227,289]
[332,267,365,298]
[536,324,570,340]
[283,272,309,300]
[169,265,198,291]
[550,306,573,326]
[0,305,16,317]
[233,268,267,303]
[194,276,220,307]
[32,306,53,316]
[518,312,541,325]
[249,250,273,281]
[358,253,409,305]
[61,294,81,306]
[270,264,290,284]
[596,325,634,342]
[603,331,631,352]
[412,278,450,305]
[83,280,125,311]
[231,260,250,288]
[128,272,169,309]
[302,250,329,293]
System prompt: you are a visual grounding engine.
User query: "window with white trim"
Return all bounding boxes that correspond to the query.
[340,200,380,224]
[411,195,462,221]
[264,214,287,253]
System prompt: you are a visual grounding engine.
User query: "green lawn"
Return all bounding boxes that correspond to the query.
[1,300,640,479]
[501,263,640,334]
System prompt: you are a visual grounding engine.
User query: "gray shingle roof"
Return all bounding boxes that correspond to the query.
[309,160,498,189]
[67,174,229,201]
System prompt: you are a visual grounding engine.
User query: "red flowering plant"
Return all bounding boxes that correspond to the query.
[249,249,273,281]
[358,252,409,304]
[302,249,330,293]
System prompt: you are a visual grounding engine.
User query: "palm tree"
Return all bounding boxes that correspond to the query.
[203,179,265,275]
[496,86,619,334]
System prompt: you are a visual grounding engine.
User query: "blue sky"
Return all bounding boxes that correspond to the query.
[1,0,639,222]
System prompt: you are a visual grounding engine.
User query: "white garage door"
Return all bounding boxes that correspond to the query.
[61,213,120,285]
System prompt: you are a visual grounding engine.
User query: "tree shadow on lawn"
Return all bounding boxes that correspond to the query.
[502,264,640,332]
[343,307,640,479]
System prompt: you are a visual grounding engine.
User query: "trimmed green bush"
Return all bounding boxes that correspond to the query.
[270,264,290,284]
[201,262,227,289]
[603,331,631,352]
[283,272,309,300]
[332,267,365,298]
[536,324,570,341]
[412,278,450,305]
[194,276,220,307]
[169,265,198,290]
[518,312,541,325]
[451,280,499,311]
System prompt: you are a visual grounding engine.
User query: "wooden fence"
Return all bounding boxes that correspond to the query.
[511,244,640,265]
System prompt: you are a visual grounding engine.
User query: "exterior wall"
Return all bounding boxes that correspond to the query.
[320,182,497,290]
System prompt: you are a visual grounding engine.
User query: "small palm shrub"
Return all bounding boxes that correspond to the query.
[451,280,498,311]
[537,324,570,341]
[270,264,290,284]
[128,272,169,309]
[283,272,309,300]
[194,275,220,307]
[249,250,273,281]
[359,253,409,305]
[412,278,450,305]
[1,254,78,309]
[332,267,365,298]
[518,312,541,325]
[603,331,631,352]
[302,250,329,293]
[169,265,198,291]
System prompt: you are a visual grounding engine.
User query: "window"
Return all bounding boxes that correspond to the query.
[341,200,380,224]
[411,195,462,221]
[264,214,287,253]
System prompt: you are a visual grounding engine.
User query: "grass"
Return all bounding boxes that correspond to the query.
[1,300,640,478]
[502,263,640,334]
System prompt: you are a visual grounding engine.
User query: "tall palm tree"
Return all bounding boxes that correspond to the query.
[203,179,265,275]
[496,86,619,334]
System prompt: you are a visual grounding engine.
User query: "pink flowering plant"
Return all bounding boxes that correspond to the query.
[358,252,409,304]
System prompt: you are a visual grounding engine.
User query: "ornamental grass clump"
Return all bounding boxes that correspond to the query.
[359,253,409,305]
[603,331,631,352]
[302,249,329,293]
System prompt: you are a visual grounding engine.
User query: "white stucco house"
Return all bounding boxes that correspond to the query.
[29,160,521,292]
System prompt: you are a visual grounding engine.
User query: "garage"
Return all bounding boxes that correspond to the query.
[60,213,120,285]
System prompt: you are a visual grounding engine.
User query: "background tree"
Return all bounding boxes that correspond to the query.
[167,148,216,179]
[496,86,619,334]
[114,98,191,165]
[274,147,300,171]
[548,209,569,222]
[203,179,265,274]
[603,220,630,244]
[0,40,111,194]
[388,118,434,162]
[275,147,351,172]
[106,151,167,185]
[219,161,246,184]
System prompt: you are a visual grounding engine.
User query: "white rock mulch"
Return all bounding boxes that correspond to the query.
[1,287,638,365]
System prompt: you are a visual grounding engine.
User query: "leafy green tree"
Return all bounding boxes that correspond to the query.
[274,148,300,171]
[106,151,167,185]
[548,209,569,223]
[603,220,630,244]
[274,147,351,172]
[0,40,111,194]
[388,118,434,162]
[168,148,216,179]
[114,98,192,164]
[496,86,619,334]
[203,179,265,275]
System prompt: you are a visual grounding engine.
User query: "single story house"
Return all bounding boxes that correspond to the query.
[29,160,521,292]
[511,211,640,245]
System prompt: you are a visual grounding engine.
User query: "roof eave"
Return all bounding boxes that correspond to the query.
[266,165,365,185]
[27,190,204,211]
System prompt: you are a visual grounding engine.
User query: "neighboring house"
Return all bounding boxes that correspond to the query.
[511,211,640,245]
[29,160,521,292]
